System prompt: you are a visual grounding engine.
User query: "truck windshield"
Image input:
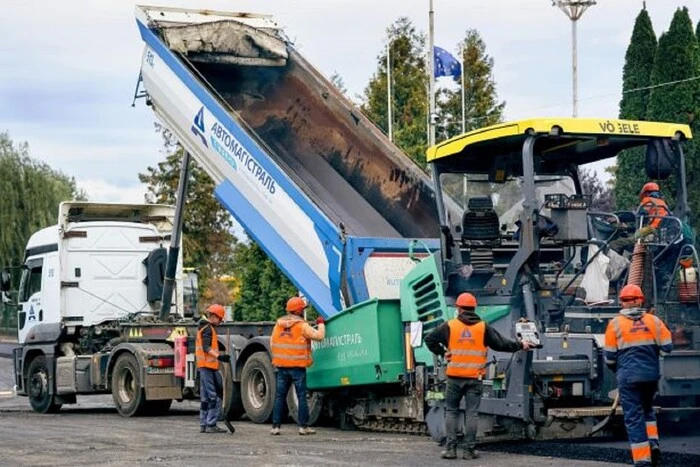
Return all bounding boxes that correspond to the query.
[440,173,576,232]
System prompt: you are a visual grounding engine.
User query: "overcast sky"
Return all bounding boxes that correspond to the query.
[1,0,698,203]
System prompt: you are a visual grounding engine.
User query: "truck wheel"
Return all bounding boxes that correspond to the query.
[241,353,275,423]
[287,387,324,426]
[27,356,62,414]
[112,353,146,417]
[222,381,245,421]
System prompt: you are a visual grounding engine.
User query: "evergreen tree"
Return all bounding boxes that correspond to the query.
[362,17,429,167]
[615,7,657,210]
[0,132,85,271]
[138,124,237,302]
[437,29,505,141]
[646,7,700,229]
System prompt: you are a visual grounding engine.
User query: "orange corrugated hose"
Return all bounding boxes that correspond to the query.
[628,243,646,287]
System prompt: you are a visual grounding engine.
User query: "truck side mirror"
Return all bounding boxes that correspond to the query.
[0,269,10,292]
[645,139,674,180]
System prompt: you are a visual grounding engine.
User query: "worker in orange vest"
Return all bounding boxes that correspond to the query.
[270,296,325,436]
[637,182,671,229]
[605,284,672,467]
[425,292,533,460]
[196,304,229,433]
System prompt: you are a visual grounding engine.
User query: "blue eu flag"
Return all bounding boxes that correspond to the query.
[434,46,461,79]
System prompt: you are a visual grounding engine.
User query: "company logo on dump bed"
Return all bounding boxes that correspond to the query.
[191,107,208,148]
[191,106,277,196]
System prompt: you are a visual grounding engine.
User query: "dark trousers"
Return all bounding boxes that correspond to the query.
[272,367,309,427]
[619,380,659,466]
[445,377,482,450]
[199,368,222,427]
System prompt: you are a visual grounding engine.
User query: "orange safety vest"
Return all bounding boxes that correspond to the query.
[638,197,670,228]
[271,320,312,368]
[195,324,219,370]
[605,313,670,352]
[446,320,488,379]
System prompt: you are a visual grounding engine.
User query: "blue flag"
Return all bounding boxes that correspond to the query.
[434,46,461,79]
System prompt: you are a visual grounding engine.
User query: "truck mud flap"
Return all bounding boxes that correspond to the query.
[13,347,24,394]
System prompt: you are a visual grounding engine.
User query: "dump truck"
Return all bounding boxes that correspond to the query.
[130,5,700,440]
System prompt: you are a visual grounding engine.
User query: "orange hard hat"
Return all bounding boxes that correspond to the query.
[456,292,477,309]
[207,304,226,320]
[619,284,644,302]
[640,182,660,197]
[286,296,306,314]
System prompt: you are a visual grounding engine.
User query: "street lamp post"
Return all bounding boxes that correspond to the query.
[552,1,597,118]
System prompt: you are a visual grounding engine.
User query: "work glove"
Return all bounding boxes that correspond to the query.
[217,354,231,363]
[316,317,325,325]
[444,351,452,362]
[634,226,655,240]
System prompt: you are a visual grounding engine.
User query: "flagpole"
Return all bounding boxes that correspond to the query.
[427,0,436,147]
[386,42,393,142]
[460,44,466,134]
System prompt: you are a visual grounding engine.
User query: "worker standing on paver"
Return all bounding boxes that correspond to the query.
[638,182,671,229]
[425,292,532,460]
[605,284,673,467]
[196,304,229,433]
[270,296,325,435]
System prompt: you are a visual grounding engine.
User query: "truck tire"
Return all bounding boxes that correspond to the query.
[222,381,245,421]
[240,353,275,423]
[112,353,146,417]
[27,356,62,414]
[287,387,324,426]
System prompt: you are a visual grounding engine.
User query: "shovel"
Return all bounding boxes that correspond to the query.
[221,327,236,434]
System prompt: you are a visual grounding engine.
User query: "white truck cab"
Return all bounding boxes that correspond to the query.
[17,202,181,345]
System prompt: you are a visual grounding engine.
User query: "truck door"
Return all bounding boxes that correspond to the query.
[18,258,44,343]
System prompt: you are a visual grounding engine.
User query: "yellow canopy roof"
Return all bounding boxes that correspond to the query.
[426,118,692,163]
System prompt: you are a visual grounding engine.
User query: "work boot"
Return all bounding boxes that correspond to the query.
[299,427,316,435]
[651,447,661,467]
[462,448,480,460]
[205,425,226,433]
[199,426,206,433]
[270,427,281,436]
[440,446,457,459]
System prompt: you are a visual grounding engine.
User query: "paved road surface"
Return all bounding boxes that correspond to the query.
[0,356,696,466]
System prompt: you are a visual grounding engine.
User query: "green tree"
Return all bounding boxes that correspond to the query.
[0,132,85,271]
[362,17,429,166]
[138,125,237,297]
[615,7,658,210]
[437,29,505,141]
[230,242,298,321]
[580,167,615,212]
[645,7,700,228]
